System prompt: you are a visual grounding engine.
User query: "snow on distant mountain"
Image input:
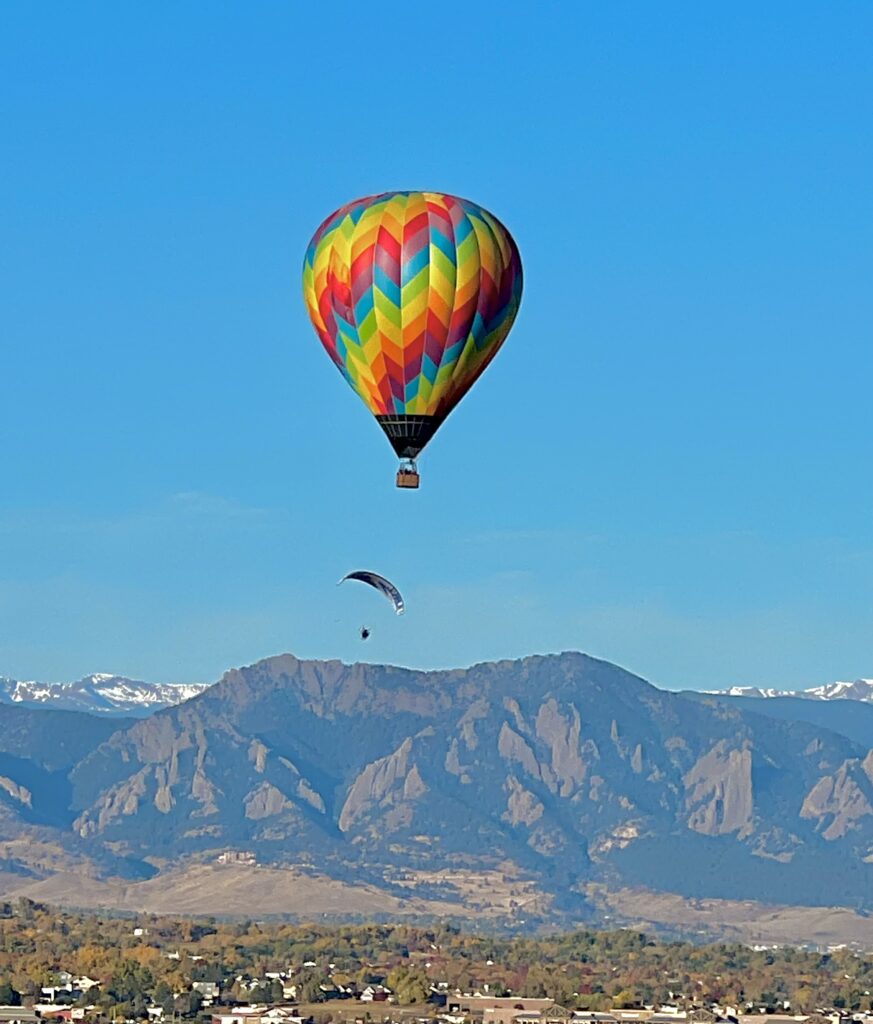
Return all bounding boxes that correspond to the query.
[706,678,873,702]
[0,673,210,717]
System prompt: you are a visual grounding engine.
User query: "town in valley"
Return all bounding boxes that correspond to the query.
[1,905,872,1024]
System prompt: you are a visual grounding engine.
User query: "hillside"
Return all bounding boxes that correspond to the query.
[682,691,873,749]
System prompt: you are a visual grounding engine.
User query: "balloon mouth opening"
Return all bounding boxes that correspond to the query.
[376,414,441,459]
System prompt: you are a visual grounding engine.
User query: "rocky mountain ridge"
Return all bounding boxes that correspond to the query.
[8,666,869,718]
[3,652,873,925]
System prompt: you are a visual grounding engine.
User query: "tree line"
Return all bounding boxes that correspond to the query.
[0,900,871,1017]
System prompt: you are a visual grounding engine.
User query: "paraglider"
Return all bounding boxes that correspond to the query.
[303,191,523,488]
[338,570,405,616]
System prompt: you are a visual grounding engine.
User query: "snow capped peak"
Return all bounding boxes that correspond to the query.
[710,686,786,699]
[0,673,211,717]
[705,678,873,703]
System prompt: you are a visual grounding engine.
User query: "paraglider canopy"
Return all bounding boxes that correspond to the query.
[338,571,405,615]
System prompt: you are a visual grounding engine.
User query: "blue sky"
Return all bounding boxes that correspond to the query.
[1,2,871,690]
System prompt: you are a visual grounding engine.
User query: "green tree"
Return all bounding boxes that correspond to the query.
[109,961,154,1004]
[174,991,203,1018]
[297,974,325,1005]
[386,967,429,1005]
[153,981,175,1015]
[250,981,283,1004]
[0,980,21,1006]
[612,989,638,1009]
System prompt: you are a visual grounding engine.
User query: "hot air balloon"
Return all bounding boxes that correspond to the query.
[302,192,523,488]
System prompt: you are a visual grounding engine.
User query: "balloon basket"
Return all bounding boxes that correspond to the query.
[396,460,420,489]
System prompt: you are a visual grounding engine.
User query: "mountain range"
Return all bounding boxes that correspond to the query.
[6,667,870,718]
[0,674,209,716]
[3,652,873,938]
[706,679,873,702]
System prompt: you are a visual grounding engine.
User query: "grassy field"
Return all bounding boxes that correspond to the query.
[2,846,873,946]
[592,884,873,946]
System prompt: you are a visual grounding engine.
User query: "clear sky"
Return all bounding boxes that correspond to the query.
[2,2,871,690]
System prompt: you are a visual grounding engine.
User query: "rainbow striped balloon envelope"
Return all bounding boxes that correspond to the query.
[302,191,523,487]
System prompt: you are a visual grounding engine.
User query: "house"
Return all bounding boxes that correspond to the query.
[33,1006,74,1022]
[193,982,221,1005]
[41,987,73,1003]
[473,1000,554,1024]
[737,1017,808,1024]
[212,1007,309,1024]
[217,850,257,866]
[73,977,99,993]
[318,983,352,1001]
[361,986,392,1003]
[213,1010,260,1024]
[508,1008,632,1024]
[212,1008,279,1024]
[41,985,85,1006]
[260,1010,308,1023]
[510,1006,577,1024]
[460,998,554,1013]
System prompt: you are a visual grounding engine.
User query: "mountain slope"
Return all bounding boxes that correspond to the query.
[682,691,873,749]
[0,705,134,864]
[60,653,873,915]
[3,652,873,925]
[0,674,209,716]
